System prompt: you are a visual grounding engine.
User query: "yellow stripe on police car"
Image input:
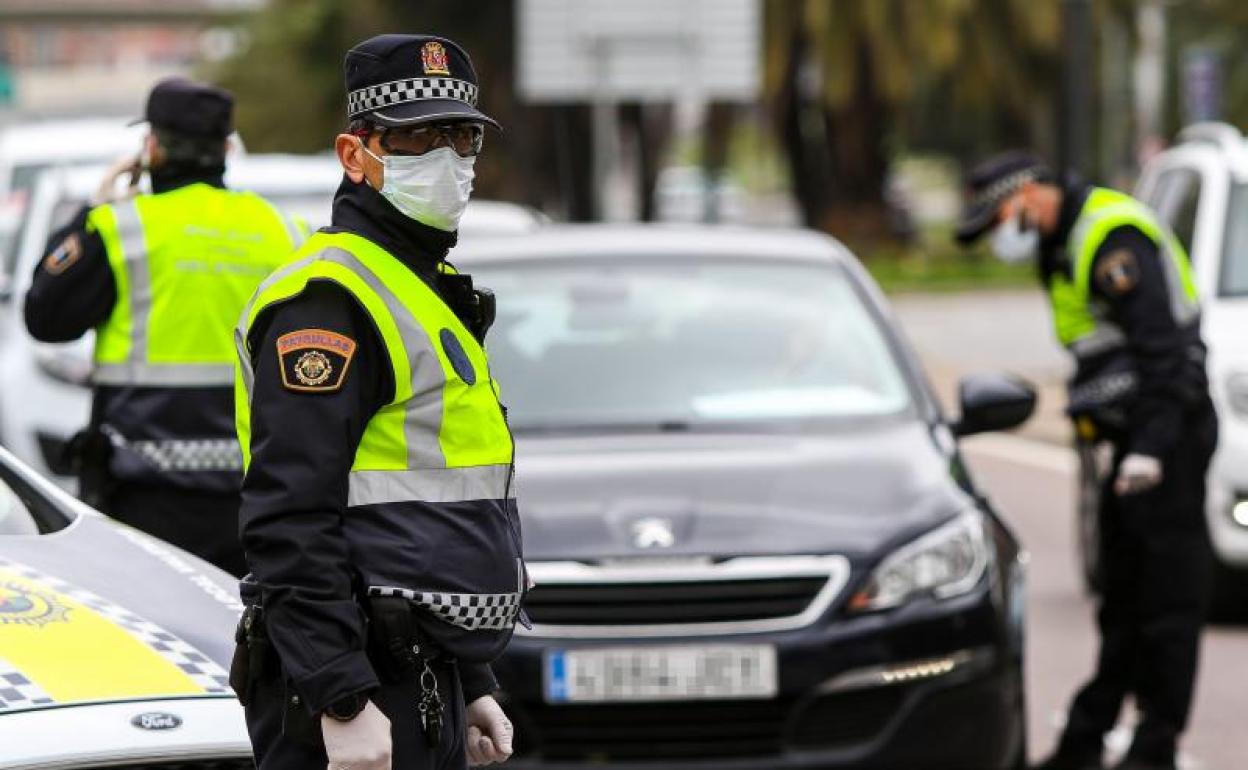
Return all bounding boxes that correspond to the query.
[0,562,230,709]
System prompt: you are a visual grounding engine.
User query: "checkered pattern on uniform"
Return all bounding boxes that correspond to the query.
[348,78,479,117]
[0,559,232,695]
[127,438,243,472]
[368,586,520,631]
[1070,371,1138,409]
[0,656,53,711]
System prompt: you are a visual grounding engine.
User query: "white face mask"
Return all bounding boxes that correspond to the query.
[361,143,476,231]
[989,213,1040,264]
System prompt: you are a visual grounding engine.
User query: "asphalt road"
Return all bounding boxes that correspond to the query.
[890,290,1246,768]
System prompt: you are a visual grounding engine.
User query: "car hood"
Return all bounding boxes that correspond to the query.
[0,513,241,713]
[514,420,971,564]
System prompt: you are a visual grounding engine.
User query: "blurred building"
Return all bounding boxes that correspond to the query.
[0,0,259,119]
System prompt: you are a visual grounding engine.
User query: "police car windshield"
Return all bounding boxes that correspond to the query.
[475,257,913,432]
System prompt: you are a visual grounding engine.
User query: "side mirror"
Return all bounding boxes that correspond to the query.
[953,371,1037,437]
[33,345,93,388]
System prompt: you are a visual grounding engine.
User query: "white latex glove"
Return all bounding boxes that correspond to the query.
[465,694,514,766]
[92,154,142,206]
[321,700,392,770]
[1114,453,1163,496]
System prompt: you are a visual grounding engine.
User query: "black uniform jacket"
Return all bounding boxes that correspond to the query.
[1040,182,1211,459]
[24,165,248,492]
[239,177,497,716]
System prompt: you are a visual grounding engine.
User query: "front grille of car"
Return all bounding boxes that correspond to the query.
[522,555,851,635]
[524,576,829,625]
[789,687,907,749]
[512,699,791,760]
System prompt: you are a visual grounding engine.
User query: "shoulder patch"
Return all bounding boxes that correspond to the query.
[1094,248,1140,296]
[43,234,82,275]
[276,329,357,393]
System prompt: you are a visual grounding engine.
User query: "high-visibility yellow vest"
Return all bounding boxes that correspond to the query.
[1048,186,1199,358]
[234,230,513,493]
[234,231,522,658]
[90,183,307,388]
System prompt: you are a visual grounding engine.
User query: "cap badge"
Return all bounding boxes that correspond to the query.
[421,41,451,76]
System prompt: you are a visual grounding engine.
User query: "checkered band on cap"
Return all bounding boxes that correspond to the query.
[971,168,1039,213]
[369,585,520,632]
[348,77,479,118]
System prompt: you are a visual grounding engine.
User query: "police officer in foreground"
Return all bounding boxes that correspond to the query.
[24,78,305,576]
[232,34,520,769]
[956,154,1216,770]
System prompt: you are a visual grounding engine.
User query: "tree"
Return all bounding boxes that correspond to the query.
[764,0,1060,244]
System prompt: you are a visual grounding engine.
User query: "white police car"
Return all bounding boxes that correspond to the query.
[0,444,248,768]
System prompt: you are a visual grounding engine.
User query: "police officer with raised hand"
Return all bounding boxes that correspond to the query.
[24,78,305,576]
[232,34,520,769]
[956,154,1216,770]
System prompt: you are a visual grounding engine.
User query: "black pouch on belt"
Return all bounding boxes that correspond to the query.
[366,596,447,746]
[228,604,273,707]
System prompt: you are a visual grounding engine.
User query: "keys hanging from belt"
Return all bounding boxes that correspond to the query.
[417,655,444,747]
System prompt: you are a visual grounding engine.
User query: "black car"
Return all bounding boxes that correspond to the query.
[454,225,1034,769]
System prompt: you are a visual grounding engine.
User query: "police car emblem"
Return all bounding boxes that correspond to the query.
[421,41,451,76]
[294,350,332,387]
[276,329,357,393]
[0,580,71,628]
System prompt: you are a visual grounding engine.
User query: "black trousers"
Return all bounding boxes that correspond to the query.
[245,658,467,770]
[1061,403,1217,762]
[100,481,247,577]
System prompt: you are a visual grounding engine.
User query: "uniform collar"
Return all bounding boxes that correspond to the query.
[328,176,457,276]
[1039,176,1091,282]
[150,164,226,194]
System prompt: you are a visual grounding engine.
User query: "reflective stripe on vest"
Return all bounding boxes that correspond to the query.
[90,184,307,388]
[235,231,514,506]
[1049,187,1199,354]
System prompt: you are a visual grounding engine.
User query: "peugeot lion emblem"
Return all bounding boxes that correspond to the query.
[630,517,676,549]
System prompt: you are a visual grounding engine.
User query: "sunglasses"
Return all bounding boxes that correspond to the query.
[357,122,485,158]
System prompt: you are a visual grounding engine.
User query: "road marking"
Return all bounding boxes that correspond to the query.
[961,433,1077,475]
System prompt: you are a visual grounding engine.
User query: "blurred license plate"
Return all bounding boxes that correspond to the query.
[544,645,777,703]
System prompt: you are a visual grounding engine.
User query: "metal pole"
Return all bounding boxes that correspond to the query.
[1059,0,1093,177]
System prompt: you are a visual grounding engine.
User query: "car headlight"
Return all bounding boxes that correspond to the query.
[1225,372,1248,417]
[848,510,992,613]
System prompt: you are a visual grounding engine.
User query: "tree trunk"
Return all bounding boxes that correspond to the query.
[821,38,895,247]
[774,20,833,229]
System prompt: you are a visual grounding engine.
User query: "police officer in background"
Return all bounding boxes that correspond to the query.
[232,35,519,769]
[956,154,1216,770]
[24,78,305,576]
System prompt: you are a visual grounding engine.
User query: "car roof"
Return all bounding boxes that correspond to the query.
[29,156,546,235]
[449,223,852,266]
[0,118,146,170]
[1167,122,1248,181]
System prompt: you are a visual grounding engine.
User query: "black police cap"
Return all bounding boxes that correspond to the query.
[131,77,234,139]
[955,151,1054,244]
[344,34,498,129]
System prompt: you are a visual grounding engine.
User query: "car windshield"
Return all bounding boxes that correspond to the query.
[474,257,913,432]
[1220,182,1248,296]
